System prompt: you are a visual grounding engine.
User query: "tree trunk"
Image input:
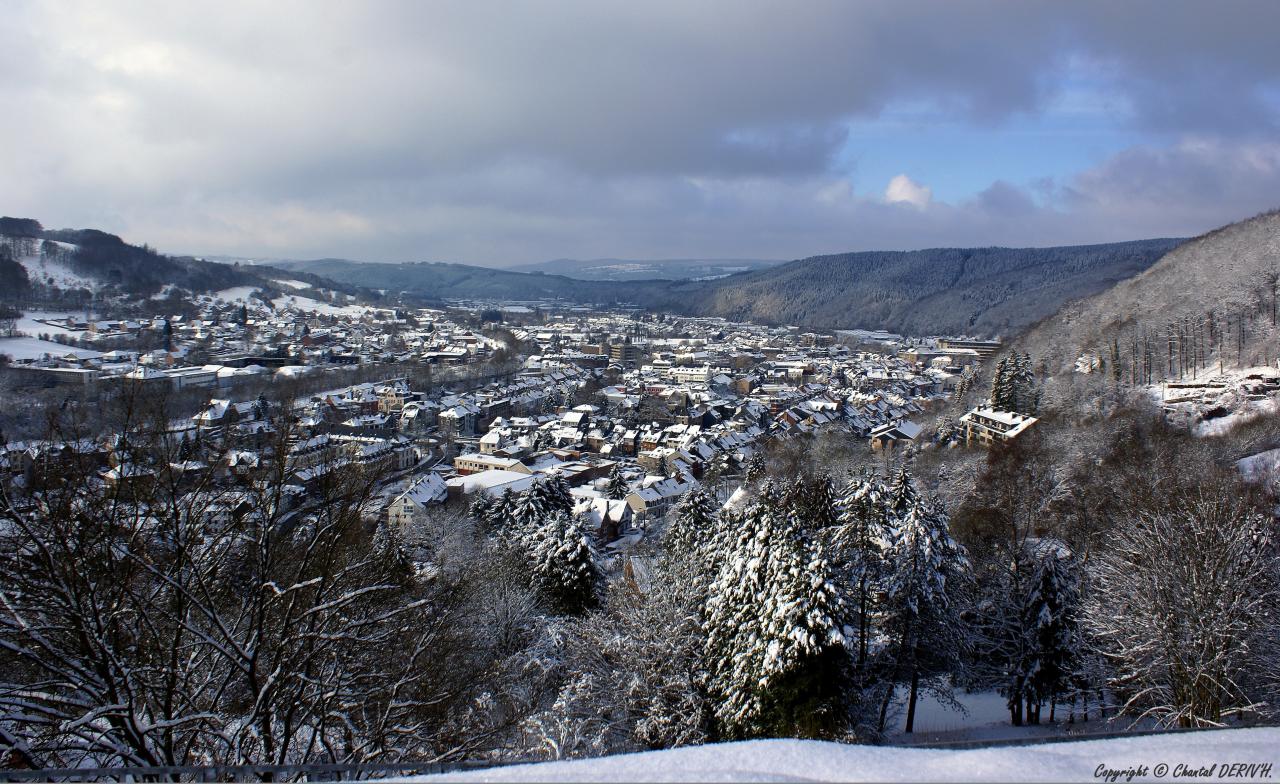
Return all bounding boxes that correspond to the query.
[1010,679,1024,726]
[905,664,920,734]
[878,683,895,734]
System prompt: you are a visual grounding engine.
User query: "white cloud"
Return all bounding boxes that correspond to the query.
[3,2,1280,262]
[884,174,932,208]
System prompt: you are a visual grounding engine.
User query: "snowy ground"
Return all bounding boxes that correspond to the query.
[883,688,1131,745]
[271,278,312,289]
[13,310,86,338]
[210,286,262,304]
[1196,397,1279,437]
[271,294,384,318]
[0,336,103,360]
[18,254,99,290]
[410,728,1279,783]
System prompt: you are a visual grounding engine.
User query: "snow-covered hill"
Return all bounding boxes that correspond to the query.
[17,244,100,291]
[414,728,1278,783]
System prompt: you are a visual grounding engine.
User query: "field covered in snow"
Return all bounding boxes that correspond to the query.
[210,286,262,304]
[272,278,312,289]
[271,294,384,317]
[13,310,87,338]
[0,336,103,360]
[415,728,1279,783]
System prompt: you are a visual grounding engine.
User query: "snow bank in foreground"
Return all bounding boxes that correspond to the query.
[411,728,1279,783]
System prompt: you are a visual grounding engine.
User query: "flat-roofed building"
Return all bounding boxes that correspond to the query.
[959,406,1037,447]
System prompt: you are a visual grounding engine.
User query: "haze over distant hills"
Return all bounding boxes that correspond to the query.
[278,239,1184,337]
[4,213,1201,339]
[503,258,784,281]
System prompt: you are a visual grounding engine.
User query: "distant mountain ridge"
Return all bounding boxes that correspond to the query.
[2,214,1192,338]
[505,257,784,281]
[695,239,1185,337]
[278,240,1184,337]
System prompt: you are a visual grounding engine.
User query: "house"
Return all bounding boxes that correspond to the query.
[387,473,449,532]
[447,468,538,499]
[576,496,635,542]
[958,406,1037,447]
[869,419,923,450]
[454,453,532,476]
[625,473,696,521]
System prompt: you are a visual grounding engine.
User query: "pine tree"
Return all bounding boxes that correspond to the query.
[989,356,1012,411]
[887,464,919,521]
[990,353,1039,414]
[468,493,496,528]
[744,450,767,482]
[877,491,971,734]
[507,476,574,541]
[1022,549,1080,724]
[605,465,630,501]
[1010,353,1039,414]
[828,471,892,671]
[704,485,850,739]
[663,487,720,569]
[789,471,841,532]
[530,511,599,615]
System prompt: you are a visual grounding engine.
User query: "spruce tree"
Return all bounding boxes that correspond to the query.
[790,471,841,532]
[468,493,496,529]
[877,492,971,734]
[1022,549,1080,724]
[1009,353,1039,414]
[530,511,600,615]
[829,471,892,670]
[606,465,630,500]
[705,485,849,739]
[989,356,1012,411]
[508,476,574,541]
[664,487,720,570]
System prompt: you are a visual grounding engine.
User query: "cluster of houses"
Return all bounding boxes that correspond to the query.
[2,295,504,389]
[4,294,1034,553]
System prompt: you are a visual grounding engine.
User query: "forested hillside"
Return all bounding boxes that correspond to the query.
[273,258,690,305]
[696,240,1182,337]
[0,217,371,304]
[282,240,1183,337]
[1019,209,1280,378]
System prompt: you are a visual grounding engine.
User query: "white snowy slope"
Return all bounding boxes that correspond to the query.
[410,728,1279,783]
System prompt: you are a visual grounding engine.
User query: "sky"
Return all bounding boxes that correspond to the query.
[3,1,1280,266]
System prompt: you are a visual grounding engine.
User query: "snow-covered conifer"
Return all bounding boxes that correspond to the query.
[744,450,767,483]
[877,493,971,733]
[705,485,849,738]
[827,471,893,670]
[1022,548,1080,723]
[530,512,600,616]
[605,465,630,500]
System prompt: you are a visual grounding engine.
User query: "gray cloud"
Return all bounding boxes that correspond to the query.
[1,1,1278,263]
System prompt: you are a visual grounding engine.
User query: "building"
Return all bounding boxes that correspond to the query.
[453,453,532,476]
[869,420,923,450]
[386,473,449,532]
[958,406,1037,446]
[937,338,1002,361]
[608,341,643,366]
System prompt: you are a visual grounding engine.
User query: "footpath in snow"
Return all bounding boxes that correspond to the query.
[411,728,1279,783]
